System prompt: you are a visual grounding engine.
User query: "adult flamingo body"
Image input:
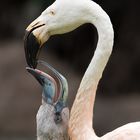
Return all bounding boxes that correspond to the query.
[24,0,140,139]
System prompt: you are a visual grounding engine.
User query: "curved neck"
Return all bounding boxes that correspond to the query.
[69,1,114,140]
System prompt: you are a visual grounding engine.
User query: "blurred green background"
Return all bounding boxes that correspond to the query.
[0,0,140,139]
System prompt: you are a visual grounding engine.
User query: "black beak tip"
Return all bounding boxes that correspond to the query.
[24,30,40,69]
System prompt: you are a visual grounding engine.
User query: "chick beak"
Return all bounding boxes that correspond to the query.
[24,22,45,68]
[26,67,44,85]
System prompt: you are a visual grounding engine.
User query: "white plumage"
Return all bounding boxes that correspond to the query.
[26,0,140,139]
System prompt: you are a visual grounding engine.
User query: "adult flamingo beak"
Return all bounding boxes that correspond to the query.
[24,18,48,68]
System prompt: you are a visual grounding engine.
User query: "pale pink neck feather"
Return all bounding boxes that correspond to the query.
[69,1,114,140]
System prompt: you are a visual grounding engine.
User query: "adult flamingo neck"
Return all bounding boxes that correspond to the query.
[69,2,114,140]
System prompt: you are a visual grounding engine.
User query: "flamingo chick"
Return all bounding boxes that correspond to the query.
[26,61,69,140]
[24,0,140,140]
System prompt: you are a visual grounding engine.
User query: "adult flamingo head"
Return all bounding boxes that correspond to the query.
[24,0,93,68]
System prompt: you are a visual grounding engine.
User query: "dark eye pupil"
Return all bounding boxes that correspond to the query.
[51,11,55,15]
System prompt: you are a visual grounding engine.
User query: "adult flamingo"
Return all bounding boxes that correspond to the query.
[24,0,140,139]
[27,61,69,140]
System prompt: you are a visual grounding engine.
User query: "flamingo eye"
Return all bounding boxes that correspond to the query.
[50,10,55,15]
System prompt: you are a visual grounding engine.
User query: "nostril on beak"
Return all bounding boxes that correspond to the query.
[32,22,40,28]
